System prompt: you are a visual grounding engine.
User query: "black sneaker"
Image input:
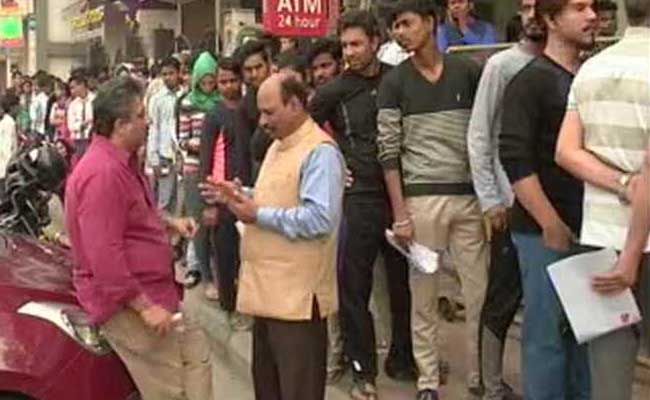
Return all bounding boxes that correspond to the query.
[503,383,523,400]
[415,389,439,400]
[184,270,202,288]
[349,379,378,400]
[384,353,417,382]
[468,384,484,397]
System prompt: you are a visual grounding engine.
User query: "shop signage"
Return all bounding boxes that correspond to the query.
[72,5,104,39]
[0,0,22,48]
[263,0,337,37]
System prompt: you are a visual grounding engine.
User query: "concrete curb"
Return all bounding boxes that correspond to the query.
[189,293,352,400]
[187,289,649,399]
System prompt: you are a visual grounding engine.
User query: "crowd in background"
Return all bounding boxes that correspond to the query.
[0,0,648,400]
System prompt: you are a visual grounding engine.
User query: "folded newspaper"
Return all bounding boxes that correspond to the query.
[385,230,440,274]
[547,248,642,344]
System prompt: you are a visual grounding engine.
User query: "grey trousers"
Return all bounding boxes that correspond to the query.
[589,327,639,400]
[589,256,650,400]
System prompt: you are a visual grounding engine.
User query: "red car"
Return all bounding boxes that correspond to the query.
[0,233,138,400]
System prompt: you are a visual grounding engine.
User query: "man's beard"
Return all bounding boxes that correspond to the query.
[526,31,546,42]
[523,23,545,42]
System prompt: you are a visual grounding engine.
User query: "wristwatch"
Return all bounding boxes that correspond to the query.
[617,173,633,205]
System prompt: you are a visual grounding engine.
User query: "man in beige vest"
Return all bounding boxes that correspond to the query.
[202,73,345,400]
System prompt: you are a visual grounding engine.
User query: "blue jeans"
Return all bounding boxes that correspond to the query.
[511,232,591,400]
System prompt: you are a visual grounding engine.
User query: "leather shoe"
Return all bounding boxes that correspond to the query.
[415,389,439,400]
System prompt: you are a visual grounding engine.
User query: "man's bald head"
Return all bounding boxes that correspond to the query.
[259,73,309,107]
[258,73,310,140]
[258,73,283,103]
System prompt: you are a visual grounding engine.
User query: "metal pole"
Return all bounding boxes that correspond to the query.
[214,0,221,53]
[6,50,11,89]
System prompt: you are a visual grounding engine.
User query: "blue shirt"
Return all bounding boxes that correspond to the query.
[256,144,345,241]
[437,19,498,52]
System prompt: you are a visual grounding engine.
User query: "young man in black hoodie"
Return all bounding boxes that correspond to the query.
[234,40,273,182]
[309,11,415,400]
[199,58,250,327]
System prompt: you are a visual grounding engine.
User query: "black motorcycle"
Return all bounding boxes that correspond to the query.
[0,142,68,237]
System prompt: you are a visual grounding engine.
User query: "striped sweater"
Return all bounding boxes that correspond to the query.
[377,55,481,196]
[568,27,650,250]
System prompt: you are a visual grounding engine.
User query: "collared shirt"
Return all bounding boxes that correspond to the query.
[0,114,17,179]
[256,143,345,241]
[568,27,650,250]
[147,85,179,167]
[30,92,49,136]
[65,136,179,325]
[437,19,498,52]
[67,93,96,141]
[468,45,535,212]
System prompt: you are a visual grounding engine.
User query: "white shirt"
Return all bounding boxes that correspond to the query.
[30,91,50,136]
[67,92,96,141]
[0,114,17,179]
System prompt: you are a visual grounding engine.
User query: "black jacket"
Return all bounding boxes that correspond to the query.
[237,88,272,184]
[309,64,392,197]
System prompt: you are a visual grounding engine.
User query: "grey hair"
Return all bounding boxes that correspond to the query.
[93,76,144,138]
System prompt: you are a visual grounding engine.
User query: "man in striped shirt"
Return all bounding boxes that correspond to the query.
[555,1,650,398]
[378,1,487,398]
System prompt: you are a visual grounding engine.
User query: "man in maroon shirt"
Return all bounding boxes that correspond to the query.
[65,77,212,399]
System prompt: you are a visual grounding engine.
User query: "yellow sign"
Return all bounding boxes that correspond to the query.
[72,5,104,32]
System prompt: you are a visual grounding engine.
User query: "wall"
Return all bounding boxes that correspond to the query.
[138,8,179,60]
[48,57,78,80]
[47,0,74,43]
[180,0,215,48]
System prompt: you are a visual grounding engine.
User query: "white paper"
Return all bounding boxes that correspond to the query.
[547,248,642,344]
[385,230,440,274]
[235,221,245,236]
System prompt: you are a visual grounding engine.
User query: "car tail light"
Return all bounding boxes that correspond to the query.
[17,301,113,355]
[63,306,113,355]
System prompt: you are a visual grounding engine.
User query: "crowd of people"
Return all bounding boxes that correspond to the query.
[1,0,648,400]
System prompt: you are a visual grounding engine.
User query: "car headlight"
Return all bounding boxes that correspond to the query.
[17,301,113,355]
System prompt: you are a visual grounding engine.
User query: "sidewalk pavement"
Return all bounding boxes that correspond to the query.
[183,280,650,400]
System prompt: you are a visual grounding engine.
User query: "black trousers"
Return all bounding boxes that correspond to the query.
[210,209,240,312]
[339,196,412,382]
[252,301,327,400]
[480,229,522,341]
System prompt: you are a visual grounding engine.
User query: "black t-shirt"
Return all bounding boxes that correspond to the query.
[235,88,268,184]
[309,64,392,197]
[499,55,584,234]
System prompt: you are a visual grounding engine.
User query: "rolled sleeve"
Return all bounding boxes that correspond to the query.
[499,75,539,184]
[566,82,579,112]
[255,144,345,240]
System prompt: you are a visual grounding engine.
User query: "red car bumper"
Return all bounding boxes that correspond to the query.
[0,311,138,400]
